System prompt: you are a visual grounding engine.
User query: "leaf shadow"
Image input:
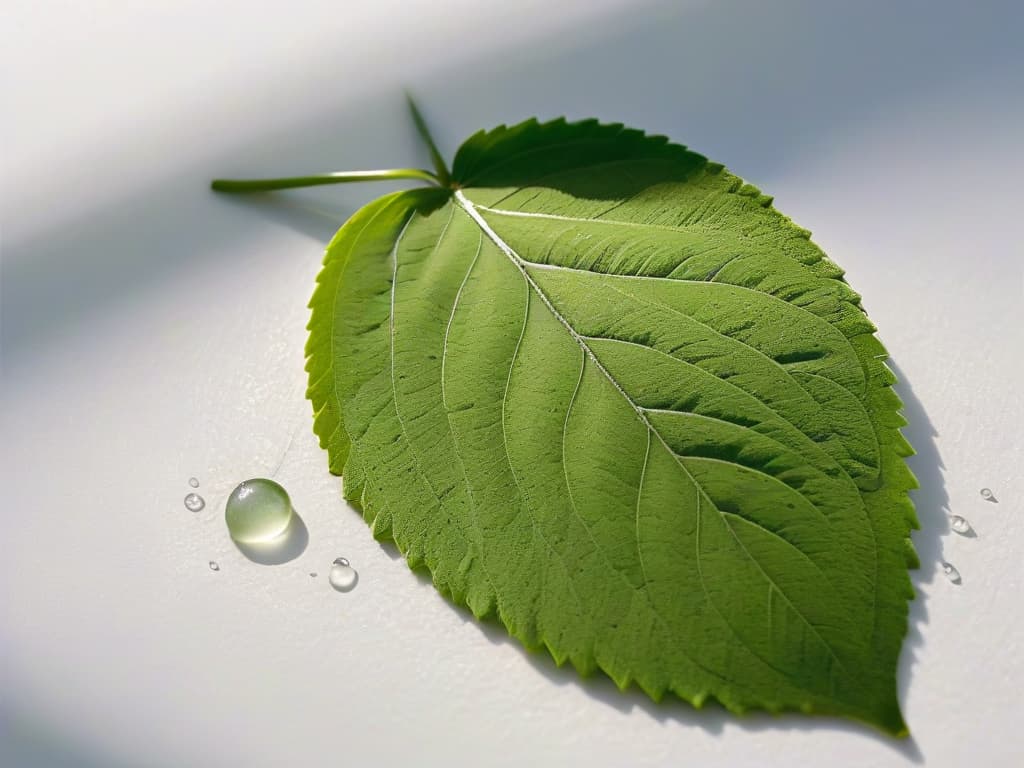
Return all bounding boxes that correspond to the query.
[887,362,950,575]
[213,192,351,245]
[887,359,950,703]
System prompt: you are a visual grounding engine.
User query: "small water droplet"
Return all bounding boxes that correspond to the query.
[188,477,200,488]
[208,560,220,572]
[329,557,358,592]
[225,478,293,543]
[942,561,961,584]
[980,487,998,503]
[309,572,318,578]
[950,515,972,535]
[184,492,205,512]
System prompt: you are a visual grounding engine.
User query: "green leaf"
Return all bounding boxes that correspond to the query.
[305,118,918,735]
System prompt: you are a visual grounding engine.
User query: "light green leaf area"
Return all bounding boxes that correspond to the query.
[306,119,918,734]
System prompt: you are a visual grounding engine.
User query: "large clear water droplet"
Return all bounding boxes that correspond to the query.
[329,557,358,592]
[225,478,293,544]
[184,492,205,512]
[188,477,200,488]
[950,515,972,535]
[942,561,961,584]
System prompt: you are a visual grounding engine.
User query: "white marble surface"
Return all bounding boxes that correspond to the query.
[3,1,1023,766]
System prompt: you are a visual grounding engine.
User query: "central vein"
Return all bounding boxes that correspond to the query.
[452,190,849,673]
[453,190,654,430]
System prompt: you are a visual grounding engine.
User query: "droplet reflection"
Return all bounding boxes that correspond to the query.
[329,557,359,593]
[184,492,205,512]
[950,515,972,535]
[225,478,293,544]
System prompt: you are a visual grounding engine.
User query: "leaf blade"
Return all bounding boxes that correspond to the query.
[308,119,918,735]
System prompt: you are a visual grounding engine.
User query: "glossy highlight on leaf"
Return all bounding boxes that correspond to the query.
[283,113,916,735]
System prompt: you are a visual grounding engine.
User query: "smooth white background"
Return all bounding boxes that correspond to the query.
[3,1,1022,766]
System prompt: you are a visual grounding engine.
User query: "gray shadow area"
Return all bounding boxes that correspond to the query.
[3,0,1022,365]
[887,362,948,759]
[429,0,1022,183]
[212,192,352,245]
[889,362,950,584]
[232,510,309,565]
[0,705,135,768]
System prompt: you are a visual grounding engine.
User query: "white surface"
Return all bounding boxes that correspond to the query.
[3,1,1023,766]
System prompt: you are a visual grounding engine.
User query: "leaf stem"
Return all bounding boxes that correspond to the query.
[406,92,451,187]
[210,168,440,193]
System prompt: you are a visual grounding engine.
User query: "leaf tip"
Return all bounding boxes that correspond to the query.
[864,687,911,738]
[885,712,911,739]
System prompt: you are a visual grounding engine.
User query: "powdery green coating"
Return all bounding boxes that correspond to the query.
[225,478,294,544]
[305,119,918,735]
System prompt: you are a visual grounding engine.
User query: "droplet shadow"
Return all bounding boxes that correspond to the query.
[951,522,978,539]
[940,563,962,585]
[232,509,309,565]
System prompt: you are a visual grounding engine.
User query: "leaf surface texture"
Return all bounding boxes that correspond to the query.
[306,119,918,734]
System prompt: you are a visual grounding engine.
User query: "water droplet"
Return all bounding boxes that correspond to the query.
[329,557,358,592]
[950,515,972,535]
[208,560,220,571]
[309,572,318,578]
[188,477,200,488]
[980,487,998,503]
[225,478,293,543]
[942,561,961,584]
[184,492,205,512]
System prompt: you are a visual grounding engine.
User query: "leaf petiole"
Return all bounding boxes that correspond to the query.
[406,93,451,187]
[210,168,441,193]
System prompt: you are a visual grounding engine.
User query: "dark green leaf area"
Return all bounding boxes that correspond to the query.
[307,120,918,735]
